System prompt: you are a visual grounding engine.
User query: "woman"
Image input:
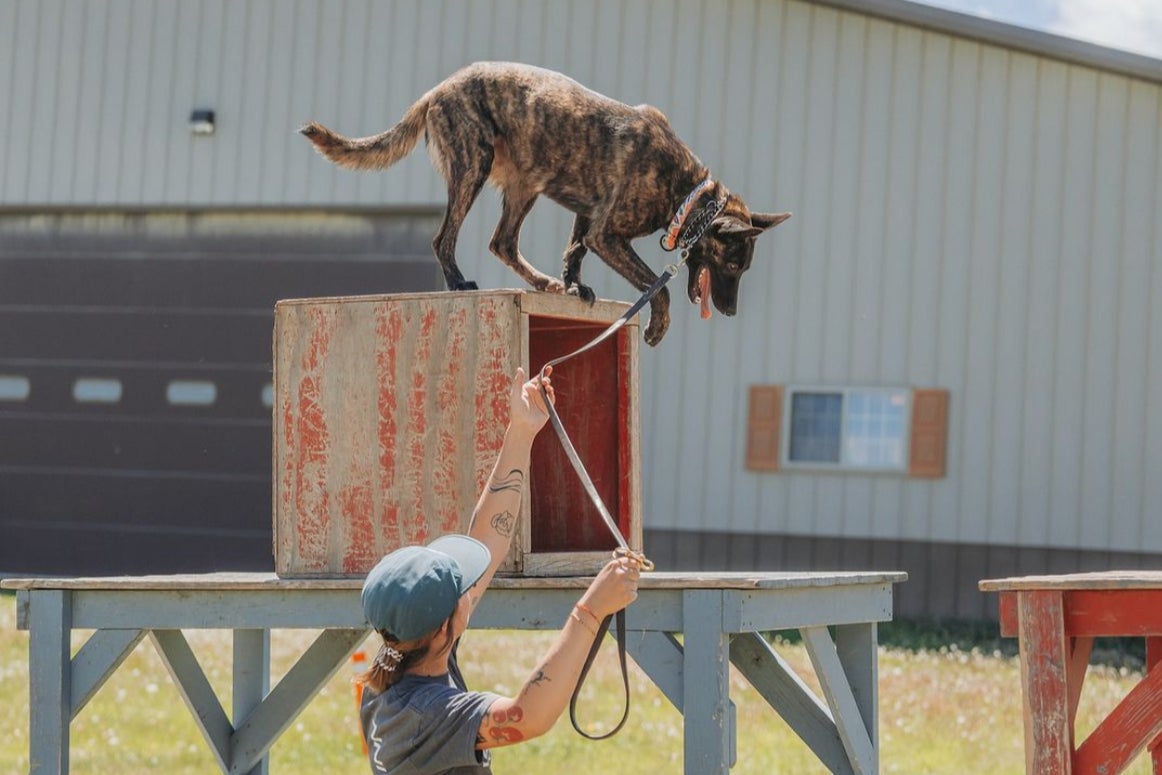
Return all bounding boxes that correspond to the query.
[358,366,641,774]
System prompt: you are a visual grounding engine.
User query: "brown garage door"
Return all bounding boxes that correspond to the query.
[0,212,441,575]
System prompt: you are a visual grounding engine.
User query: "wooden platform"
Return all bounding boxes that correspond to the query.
[6,570,906,775]
[980,571,1162,774]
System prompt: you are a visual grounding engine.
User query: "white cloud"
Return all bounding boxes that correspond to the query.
[1047,0,1162,59]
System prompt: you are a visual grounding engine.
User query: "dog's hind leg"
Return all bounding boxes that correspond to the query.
[427,106,494,291]
[562,215,596,304]
[489,188,565,293]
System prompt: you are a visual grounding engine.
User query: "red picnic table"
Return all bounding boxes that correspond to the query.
[979,571,1162,775]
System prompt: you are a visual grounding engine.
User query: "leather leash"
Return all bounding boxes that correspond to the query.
[538,182,725,739]
[537,266,672,570]
[537,265,677,740]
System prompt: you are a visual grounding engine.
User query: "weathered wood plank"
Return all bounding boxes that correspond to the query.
[70,628,146,719]
[233,630,271,775]
[29,590,70,775]
[625,631,684,711]
[150,629,232,771]
[682,590,732,774]
[1017,590,1072,775]
[730,632,853,774]
[802,626,877,774]
[229,629,367,775]
[2,570,908,592]
[1067,637,1093,731]
[1149,637,1162,772]
[1073,658,1162,774]
[980,571,1162,591]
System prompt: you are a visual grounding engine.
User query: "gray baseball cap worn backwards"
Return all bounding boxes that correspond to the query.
[361,534,492,642]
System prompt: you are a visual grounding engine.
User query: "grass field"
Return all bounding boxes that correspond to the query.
[1,592,1151,774]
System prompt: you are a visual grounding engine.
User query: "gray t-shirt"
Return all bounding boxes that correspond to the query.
[361,649,501,775]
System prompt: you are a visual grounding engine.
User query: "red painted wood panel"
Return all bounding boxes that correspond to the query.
[999,591,1019,637]
[528,316,623,554]
[1064,590,1162,637]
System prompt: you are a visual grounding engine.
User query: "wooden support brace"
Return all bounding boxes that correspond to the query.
[1067,637,1093,731]
[70,629,146,719]
[625,630,684,712]
[730,632,853,774]
[150,629,233,772]
[229,629,367,775]
[1073,657,1162,775]
[802,626,878,775]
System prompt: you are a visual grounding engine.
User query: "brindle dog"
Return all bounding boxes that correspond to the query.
[301,62,790,345]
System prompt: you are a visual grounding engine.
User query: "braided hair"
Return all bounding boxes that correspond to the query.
[357,618,457,694]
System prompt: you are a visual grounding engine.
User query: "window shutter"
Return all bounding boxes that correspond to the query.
[909,388,949,477]
[746,385,783,471]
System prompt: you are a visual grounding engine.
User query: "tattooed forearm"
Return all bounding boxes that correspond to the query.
[529,669,551,687]
[490,510,515,537]
[488,468,524,495]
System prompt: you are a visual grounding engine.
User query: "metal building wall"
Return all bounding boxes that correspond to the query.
[2,0,1161,594]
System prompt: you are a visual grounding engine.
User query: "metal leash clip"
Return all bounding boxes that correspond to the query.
[613,546,654,572]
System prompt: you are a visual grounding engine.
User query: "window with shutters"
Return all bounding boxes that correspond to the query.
[746,384,948,477]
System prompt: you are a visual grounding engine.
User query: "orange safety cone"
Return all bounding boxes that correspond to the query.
[351,651,368,755]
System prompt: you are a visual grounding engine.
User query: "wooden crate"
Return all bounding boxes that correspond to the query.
[273,290,642,577]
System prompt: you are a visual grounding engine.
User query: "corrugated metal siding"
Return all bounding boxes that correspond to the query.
[2,0,1160,555]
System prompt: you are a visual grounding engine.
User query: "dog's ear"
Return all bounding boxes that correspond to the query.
[750,212,792,231]
[713,216,764,240]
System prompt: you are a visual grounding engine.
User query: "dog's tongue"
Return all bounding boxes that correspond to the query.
[698,267,712,320]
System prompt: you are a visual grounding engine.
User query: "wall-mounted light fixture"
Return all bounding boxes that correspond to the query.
[189,109,216,135]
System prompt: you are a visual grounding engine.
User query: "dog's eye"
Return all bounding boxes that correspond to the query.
[727,261,741,272]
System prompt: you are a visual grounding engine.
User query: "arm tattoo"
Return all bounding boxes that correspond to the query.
[490,510,515,537]
[488,468,524,495]
[485,706,526,743]
[529,669,551,687]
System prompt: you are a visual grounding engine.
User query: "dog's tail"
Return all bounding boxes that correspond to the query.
[299,97,428,172]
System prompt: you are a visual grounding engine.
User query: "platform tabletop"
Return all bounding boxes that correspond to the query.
[2,570,906,592]
[979,569,1162,592]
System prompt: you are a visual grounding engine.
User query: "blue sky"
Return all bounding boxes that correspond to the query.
[917,0,1162,60]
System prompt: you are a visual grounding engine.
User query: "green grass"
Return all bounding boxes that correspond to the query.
[1,591,1152,774]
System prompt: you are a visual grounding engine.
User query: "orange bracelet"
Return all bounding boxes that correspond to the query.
[570,610,597,636]
[575,602,600,623]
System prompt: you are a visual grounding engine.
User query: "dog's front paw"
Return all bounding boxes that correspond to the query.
[566,283,597,305]
[644,313,670,346]
[449,280,479,291]
[537,277,566,294]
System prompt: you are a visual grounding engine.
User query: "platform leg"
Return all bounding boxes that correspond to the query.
[29,590,71,775]
[1148,637,1161,775]
[682,591,732,775]
[233,630,271,775]
[836,623,879,769]
[1017,590,1072,775]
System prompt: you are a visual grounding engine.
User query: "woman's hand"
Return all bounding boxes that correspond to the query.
[508,366,554,438]
[577,554,641,618]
